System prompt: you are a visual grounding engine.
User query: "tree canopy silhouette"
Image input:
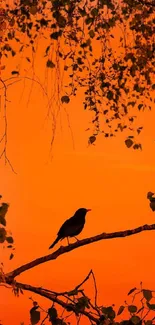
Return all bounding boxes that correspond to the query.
[0,0,154,160]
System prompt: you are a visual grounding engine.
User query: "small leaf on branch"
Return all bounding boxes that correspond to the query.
[0,216,6,226]
[145,321,152,325]
[117,305,125,315]
[125,138,133,148]
[48,307,58,321]
[0,227,6,243]
[128,305,137,313]
[29,6,38,15]
[128,287,137,295]
[143,289,152,301]
[61,95,70,104]
[102,306,115,319]
[66,303,74,312]
[11,71,19,75]
[146,302,155,310]
[89,135,96,144]
[130,316,141,324]
[50,31,62,40]
[30,306,40,325]
[6,236,14,244]
[9,253,14,260]
[46,59,55,68]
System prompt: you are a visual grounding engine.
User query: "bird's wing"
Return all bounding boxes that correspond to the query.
[57,217,73,235]
[58,216,84,237]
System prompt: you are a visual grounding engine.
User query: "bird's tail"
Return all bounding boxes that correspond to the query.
[49,236,60,249]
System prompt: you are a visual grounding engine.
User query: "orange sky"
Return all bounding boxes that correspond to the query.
[0,19,155,325]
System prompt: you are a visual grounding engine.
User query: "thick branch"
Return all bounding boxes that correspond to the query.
[14,281,98,323]
[6,223,155,280]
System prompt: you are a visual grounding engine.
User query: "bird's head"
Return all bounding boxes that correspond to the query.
[75,208,91,217]
[147,192,154,199]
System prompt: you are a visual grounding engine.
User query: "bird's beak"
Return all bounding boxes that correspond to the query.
[87,209,91,212]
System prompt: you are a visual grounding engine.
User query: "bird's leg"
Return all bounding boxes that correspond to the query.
[67,237,70,246]
[74,236,79,242]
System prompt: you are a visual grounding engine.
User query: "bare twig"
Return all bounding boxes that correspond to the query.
[75,270,92,291]
[40,314,48,325]
[91,270,98,308]
[0,78,17,174]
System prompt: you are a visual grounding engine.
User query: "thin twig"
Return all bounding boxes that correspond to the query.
[14,281,99,324]
[91,270,98,308]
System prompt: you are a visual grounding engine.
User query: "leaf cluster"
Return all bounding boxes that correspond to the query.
[0,195,14,259]
[0,0,154,147]
[28,284,155,325]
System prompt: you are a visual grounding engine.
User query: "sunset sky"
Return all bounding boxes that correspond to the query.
[0,9,155,325]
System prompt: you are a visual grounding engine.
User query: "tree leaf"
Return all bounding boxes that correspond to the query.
[29,6,38,15]
[146,302,155,310]
[150,201,155,211]
[89,30,95,38]
[11,50,16,57]
[138,104,143,110]
[46,59,55,68]
[6,236,14,244]
[61,95,70,104]
[128,305,137,313]
[143,289,152,302]
[50,31,62,40]
[0,215,6,226]
[10,253,14,260]
[145,321,152,325]
[128,287,137,295]
[0,203,9,218]
[0,227,6,243]
[130,316,141,324]
[11,71,19,75]
[117,305,125,315]
[107,90,113,100]
[91,8,98,16]
[30,306,40,325]
[48,307,57,321]
[89,136,96,144]
[102,306,115,319]
[125,138,133,148]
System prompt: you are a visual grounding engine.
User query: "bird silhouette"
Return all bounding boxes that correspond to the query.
[147,191,155,211]
[49,208,91,249]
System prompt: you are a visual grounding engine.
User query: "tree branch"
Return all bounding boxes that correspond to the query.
[5,223,155,281]
[14,281,98,323]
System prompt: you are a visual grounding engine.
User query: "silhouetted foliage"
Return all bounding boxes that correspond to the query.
[27,282,155,325]
[1,191,155,324]
[0,195,14,259]
[30,302,41,325]
[147,192,155,211]
[0,0,154,152]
